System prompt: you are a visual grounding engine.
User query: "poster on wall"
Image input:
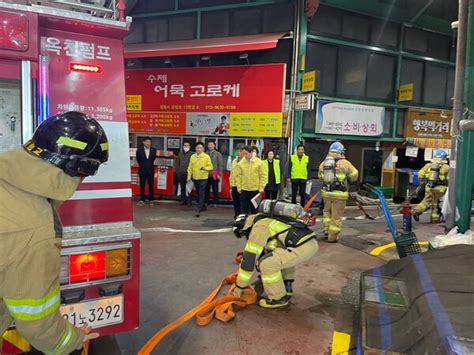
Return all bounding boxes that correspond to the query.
[125,64,285,137]
[186,113,230,136]
[315,100,385,136]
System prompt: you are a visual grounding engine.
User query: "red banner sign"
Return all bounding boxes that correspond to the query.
[125,64,285,113]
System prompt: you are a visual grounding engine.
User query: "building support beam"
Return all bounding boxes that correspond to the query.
[290,0,307,153]
[454,0,474,232]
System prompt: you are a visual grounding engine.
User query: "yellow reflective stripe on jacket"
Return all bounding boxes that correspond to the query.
[244,242,264,255]
[4,287,60,321]
[295,233,315,246]
[46,322,76,355]
[266,239,278,251]
[268,220,288,235]
[261,271,283,284]
[237,268,253,283]
[348,169,358,178]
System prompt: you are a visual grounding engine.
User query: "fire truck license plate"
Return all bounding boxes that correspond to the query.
[60,295,124,328]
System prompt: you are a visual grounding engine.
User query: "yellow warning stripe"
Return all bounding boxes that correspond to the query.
[2,329,31,352]
[57,136,88,150]
[370,241,430,256]
[331,331,351,355]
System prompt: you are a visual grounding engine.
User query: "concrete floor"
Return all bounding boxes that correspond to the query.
[90,200,445,354]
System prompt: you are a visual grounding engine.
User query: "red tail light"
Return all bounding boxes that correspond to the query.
[70,252,106,283]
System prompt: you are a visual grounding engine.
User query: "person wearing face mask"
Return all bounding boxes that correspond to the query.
[176,141,193,206]
[263,150,281,200]
[235,146,267,214]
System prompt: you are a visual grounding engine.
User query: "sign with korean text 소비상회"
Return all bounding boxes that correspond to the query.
[126,95,142,111]
[229,113,283,137]
[315,101,384,136]
[125,65,285,137]
[302,71,316,92]
[404,108,452,140]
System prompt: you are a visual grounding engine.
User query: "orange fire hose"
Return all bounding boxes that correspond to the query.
[138,195,320,354]
[303,191,320,212]
[137,272,257,355]
[81,340,89,355]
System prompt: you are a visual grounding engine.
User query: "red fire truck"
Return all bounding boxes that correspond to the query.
[0,1,139,352]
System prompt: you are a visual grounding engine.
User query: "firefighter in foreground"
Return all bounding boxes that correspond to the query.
[232,200,318,308]
[412,149,449,223]
[318,142,358,243]
[0,112,108,353]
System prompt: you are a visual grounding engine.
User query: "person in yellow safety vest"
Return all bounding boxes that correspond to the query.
[289,144,310,207]
[232,202,318,309]
[412,149,450,223]
[235,146,268,214]
[263,150,281,200]
[0,112,106,354]
[229,143,245,218]
[318,142,359,243]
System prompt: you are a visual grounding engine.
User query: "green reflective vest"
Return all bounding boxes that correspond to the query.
[263,159,281,184]
[291,154,309,180]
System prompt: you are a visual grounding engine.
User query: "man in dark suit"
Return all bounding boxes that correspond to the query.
[136,137,156,205]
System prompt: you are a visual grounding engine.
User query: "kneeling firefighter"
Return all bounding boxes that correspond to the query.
[412,149,449,223]
[0,112,108,353]
[318,142,358,243]
[232,200,318,309]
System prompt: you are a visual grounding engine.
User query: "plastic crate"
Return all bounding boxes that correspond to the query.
[396,231,422,258]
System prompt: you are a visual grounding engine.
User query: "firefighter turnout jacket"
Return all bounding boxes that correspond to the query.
[236,214,318,300]
[418,158,449,193]
[318,152,358,200]
[0,149,84,353]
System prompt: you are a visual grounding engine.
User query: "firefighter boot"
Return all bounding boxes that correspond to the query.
[284,279,294,297]
[258,296,290,309]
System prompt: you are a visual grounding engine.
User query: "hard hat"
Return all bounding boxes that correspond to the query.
[329,142,345,154]
[433,149,448,159]
[232,214,248,238]
[23,111,109,177]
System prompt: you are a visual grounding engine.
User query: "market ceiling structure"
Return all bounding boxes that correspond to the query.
[124,0,458,35]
